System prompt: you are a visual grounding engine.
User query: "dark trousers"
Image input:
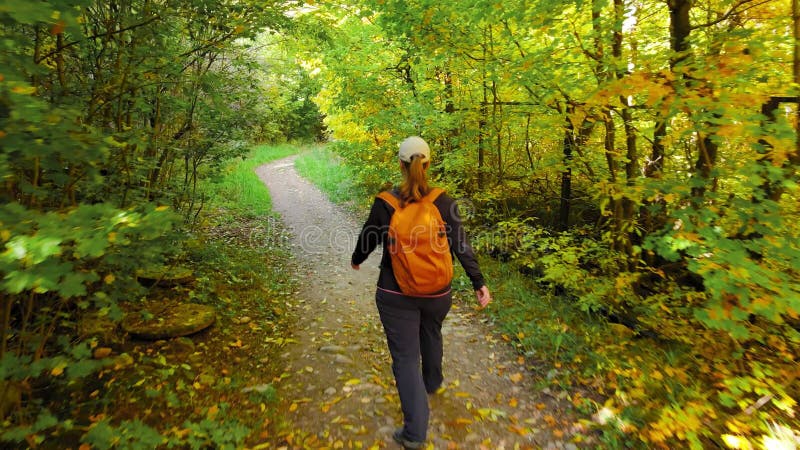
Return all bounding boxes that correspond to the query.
[375,289,452,442]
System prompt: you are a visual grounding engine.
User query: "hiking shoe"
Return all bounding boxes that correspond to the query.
[392,428,425,449]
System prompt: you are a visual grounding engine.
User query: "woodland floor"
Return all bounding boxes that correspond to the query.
[252,156,594,449]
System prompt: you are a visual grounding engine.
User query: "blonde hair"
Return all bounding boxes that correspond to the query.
[399,154,430,207]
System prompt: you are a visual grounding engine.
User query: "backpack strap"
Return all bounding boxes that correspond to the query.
[377,191,401,211]
[378,188,445,208]
[423,187,445,203]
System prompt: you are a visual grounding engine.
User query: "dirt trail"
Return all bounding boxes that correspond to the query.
[256,156,580,449]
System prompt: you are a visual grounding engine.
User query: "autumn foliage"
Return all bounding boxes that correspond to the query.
[303,0,800,447]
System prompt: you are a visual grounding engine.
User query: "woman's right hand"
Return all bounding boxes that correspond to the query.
[475,285,492,309]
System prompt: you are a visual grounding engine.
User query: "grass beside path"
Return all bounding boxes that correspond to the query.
[294,145,374,213]
[207,143,299,216]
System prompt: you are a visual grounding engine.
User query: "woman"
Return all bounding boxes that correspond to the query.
[351,136,492,448]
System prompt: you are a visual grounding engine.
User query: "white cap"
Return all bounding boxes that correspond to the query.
[398,136,430,163]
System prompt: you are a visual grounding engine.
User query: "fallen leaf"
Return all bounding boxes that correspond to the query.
[509,398,519,408]
[476,408,507,421]
[447,417,473,427]
[93,347,112,359]
[509,373,523,383]
[207,405,219,418]
[508,424,528,435]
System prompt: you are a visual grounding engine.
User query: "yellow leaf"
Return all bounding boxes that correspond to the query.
[454,417,473,425]
[509,373,523,383]
[51,366,65,376]
[508,424,528,435]
[509,398,519,408]
[104,274,115,284]
[207,405,219,418]
[11,85,36,95]
[517,332,525,339]
[289,402,298,412]
[722,434,753,450]
[454,392,471,398]
[155,205,169,211]
[345,378,361,386]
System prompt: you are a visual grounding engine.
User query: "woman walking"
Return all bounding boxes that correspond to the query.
[350,136,492,448]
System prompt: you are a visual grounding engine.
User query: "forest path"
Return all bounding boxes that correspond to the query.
[255,155,580,449]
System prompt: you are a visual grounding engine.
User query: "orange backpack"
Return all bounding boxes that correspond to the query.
[377,188,454,296]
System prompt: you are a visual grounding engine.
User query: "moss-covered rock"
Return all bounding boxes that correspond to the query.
[122,303,215,340]
[136,266,194,287]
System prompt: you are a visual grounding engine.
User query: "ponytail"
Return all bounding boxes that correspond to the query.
[399,154,430,207]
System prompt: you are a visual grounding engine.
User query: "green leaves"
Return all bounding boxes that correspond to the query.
[1,203,178,298]
[81,419,165,450]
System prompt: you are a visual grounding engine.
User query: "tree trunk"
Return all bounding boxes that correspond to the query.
[477,27,489,190]
[649,0,692,178]
[756,97,799,201]
[558,105,575,231]
[524,114,535,170]
[794,0,800,166]
[691,132,719,199]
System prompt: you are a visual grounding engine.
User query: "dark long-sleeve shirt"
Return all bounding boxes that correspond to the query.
[351,190,486,293]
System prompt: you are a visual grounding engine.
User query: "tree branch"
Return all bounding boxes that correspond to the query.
[34,16,161,64]
[689,0,772,30]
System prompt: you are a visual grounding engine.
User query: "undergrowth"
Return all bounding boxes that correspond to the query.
[294,145,374,213]
[205,143,299,217]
